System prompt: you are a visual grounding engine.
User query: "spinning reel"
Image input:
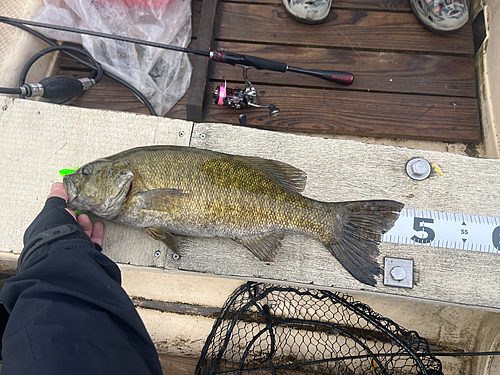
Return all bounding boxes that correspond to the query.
[213,67,280,117]
[0,16,355,119]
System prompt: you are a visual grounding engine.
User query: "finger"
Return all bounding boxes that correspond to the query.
[46,183,77,220]
[47,182,69,201]
[77,214,93,238]
[66,209,77,221]
[91,221,104,246]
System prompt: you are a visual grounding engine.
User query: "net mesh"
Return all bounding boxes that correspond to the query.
[196,282,442,375]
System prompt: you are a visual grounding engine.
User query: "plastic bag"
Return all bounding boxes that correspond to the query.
[33,0,192,116]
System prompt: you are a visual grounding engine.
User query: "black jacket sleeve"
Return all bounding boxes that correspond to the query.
[0,197,163,375]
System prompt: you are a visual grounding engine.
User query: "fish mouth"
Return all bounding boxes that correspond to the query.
[125,180,134,200]
[63,176,77,205]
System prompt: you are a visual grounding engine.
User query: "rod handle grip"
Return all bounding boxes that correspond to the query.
[315,70,354,85]
[211,50,287,72]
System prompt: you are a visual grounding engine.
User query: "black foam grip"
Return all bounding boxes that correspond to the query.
[212,51,287,72]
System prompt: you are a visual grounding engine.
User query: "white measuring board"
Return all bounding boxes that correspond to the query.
[382,209,500,253]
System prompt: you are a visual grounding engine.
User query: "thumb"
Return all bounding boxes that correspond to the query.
[47,182,77,220]
[47,182,69,202]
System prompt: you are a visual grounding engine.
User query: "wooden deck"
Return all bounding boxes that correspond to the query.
[57,0,480,143]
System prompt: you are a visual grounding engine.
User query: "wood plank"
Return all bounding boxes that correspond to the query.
[61,70,480,142]
[226,0,412,11]
[210,41,477,97]
[58,69,190,118]
[191,0,202,38]
[61,74,154,115]
[186,0,219,122]
[1,97,497,310]
[217,3,474,55]
[158,354,199,375]
[177,122,500,311]
[203,82,481,142]
[157,354,318,375]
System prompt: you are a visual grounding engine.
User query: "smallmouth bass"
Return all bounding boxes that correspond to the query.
[63,145,403,286]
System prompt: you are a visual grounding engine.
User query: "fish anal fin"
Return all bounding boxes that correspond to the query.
[144,227,178,254]
[234,156,307,193]
[235,231,285,262]
[138,189,188,211]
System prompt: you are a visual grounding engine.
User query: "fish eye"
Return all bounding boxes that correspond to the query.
[82,165,92,176]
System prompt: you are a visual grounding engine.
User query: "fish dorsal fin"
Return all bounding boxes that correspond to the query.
[234,156,307,194]
[235,231,285,262]
[137,189,188,211]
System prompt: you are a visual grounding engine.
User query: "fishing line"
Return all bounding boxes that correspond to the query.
[0,16,354,84]
[0,15,354,116]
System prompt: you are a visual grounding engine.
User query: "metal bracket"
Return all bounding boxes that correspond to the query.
[384,257,414,288]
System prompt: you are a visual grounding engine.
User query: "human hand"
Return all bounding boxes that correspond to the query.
[47,182,104,246]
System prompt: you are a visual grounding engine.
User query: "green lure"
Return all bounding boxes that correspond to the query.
[59,168,83,214]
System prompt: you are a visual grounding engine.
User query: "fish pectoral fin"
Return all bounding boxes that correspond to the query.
[235,232,284,262]
[138,189,188,211]
[144,227,179,254]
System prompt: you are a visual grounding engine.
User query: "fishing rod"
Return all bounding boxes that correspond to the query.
[0,15,354,116]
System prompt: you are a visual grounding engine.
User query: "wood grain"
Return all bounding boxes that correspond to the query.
[225,0,412,11]
[216,3,474,55]
[158,354,199,375]
[203,82,481,142]
[54,0,479,143]
[178,122,500,310]
[210,41,477,97]
[157,353,319,375]
[61,74,155,115]
[60,71,481,142]
[0,97,496,309]
[186,0,219,122]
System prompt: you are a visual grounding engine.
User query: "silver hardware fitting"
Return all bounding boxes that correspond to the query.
[384,257,414,288]
[22,83,44,97]
[154,250,161,258]
[79,78,96,91]
[406,157,431,180]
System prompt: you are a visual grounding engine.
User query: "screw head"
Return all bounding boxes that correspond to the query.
[200,133,206,140]
[2,105,7,111]
[172,253,180,260]
[154,250,161,258]
[384,257,414,288]
[390,266,406,281]
[410,160,427,176]
[406,158,431,180]
[178,131,184,137]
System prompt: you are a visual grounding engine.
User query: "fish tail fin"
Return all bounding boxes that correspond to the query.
[323,200,404,286]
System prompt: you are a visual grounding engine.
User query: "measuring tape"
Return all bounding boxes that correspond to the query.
[382,209,500,253]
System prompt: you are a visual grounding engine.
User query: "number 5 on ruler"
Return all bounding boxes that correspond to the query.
[411,217,435,244]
